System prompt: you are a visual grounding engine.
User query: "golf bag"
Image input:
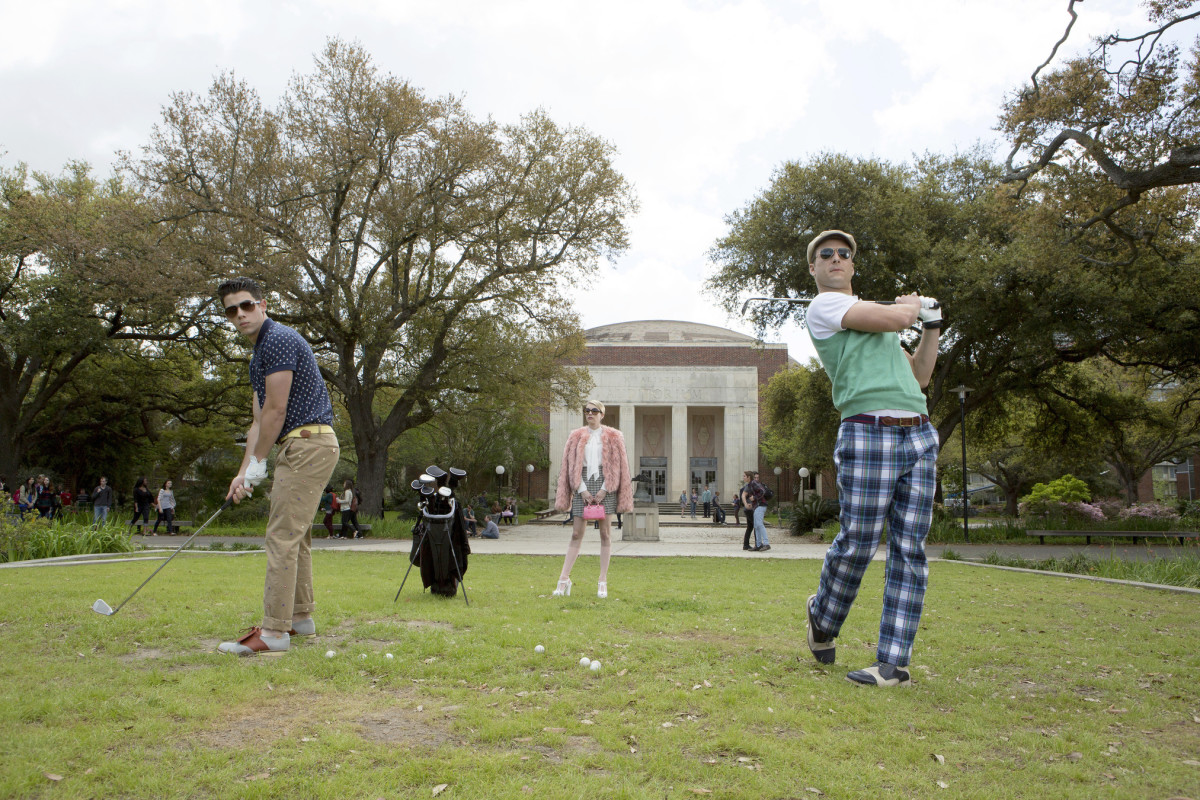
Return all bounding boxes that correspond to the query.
[712,504,726,525]
[410,501,471,597]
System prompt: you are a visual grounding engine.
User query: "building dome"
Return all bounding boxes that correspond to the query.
[585,320,768,345]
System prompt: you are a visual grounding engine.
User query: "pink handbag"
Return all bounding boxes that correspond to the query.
[582,502,605,520]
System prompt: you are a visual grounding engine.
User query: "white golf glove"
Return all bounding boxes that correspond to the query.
[244,456,269,488]
[918,297,943,330]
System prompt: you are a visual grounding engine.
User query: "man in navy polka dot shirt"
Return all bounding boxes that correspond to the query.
[217,277,340,657]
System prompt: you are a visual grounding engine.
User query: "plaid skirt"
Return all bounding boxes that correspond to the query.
[570,466,617,517]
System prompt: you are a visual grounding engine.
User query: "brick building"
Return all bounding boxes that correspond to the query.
[542,320,798,505]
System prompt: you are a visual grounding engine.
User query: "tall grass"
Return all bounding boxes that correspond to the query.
[0,516,135,563]
[980,548,1200,588]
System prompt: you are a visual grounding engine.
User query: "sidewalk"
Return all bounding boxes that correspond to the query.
[128,518,1193,563]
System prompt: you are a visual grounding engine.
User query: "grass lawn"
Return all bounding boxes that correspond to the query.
[3,553,1198,799]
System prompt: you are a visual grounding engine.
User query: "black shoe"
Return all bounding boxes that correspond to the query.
[847,661,911,687]
[806,594,836,664]
[743,545,753,551]
[755,544,771,552]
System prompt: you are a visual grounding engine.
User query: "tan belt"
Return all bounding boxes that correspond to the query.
[280,424,335,442]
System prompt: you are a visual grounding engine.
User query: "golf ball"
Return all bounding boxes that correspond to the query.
[534,644,545,654]
[360,653,368,660]
[579,657,591,667]
[386,653,394,659]
[325,650,336,658]
[590,660,601,672]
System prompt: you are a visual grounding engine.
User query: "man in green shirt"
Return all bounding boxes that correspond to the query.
[802,230,943,687]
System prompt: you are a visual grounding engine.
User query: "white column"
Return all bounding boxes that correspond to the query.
[621,406,637,479]
[671,403,688,497]
[724,405,744,499]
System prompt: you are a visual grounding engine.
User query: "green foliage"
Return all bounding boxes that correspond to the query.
[759,362,837,476]
[980,549,1200,589]
[0,515,134,563]
[788,495,839,536]
[1020,474,1092,510]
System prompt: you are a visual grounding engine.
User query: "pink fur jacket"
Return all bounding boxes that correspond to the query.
[554,424,634,513]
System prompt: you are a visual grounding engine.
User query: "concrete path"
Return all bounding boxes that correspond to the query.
[128,519,1195,563]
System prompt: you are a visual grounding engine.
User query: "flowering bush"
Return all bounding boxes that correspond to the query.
[1118,502,1178,521]
[1064,501,1106,522]
[1093,498,1126,519]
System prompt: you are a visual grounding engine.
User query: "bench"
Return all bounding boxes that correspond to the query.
[130,520,192,533]
[534,509,557,520]
[1029,530,1200,546]
[311,523,372,534]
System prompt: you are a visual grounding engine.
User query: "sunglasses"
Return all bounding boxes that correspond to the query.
[583,407,602,415]
[817,247,853,261]
[224,299,262,319]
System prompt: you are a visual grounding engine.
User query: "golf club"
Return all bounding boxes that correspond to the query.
[92,497,234,616]
[739,296,940,315]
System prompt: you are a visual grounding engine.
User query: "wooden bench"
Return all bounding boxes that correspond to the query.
[311,523,372,533]
[1029,530,1200,546]
[534,509,557,520]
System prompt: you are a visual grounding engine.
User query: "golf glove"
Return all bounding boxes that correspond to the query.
[244,456,269,488]
[918,297,943,330]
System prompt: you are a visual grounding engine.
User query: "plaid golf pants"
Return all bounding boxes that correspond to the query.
[811,418,939,667]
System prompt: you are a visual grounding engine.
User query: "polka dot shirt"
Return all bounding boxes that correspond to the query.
[249,317,334,435]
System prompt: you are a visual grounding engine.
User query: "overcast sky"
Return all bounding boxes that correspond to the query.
[0,0,1151,361]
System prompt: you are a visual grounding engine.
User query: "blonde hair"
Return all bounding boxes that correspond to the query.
[584,399,605,415]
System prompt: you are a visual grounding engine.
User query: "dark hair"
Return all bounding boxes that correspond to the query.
[344,478,354,489]
[134,477,147,489]
[161,480,171,489]
[217,277,264,302]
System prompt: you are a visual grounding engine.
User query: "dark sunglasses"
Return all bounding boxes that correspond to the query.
[223,299,262,318]
[583,407,602,415]
[817,247,853,261]
[818,247,853,261]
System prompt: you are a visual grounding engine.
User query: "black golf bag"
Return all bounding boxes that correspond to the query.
[712,504,726,524]
[410,501,471,597]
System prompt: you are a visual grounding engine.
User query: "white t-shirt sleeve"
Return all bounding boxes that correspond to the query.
[806,293,860,340]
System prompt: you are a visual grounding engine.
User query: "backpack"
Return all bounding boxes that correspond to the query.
[351,489,361,513]
[762,486,774,501]
[332,494,341,511]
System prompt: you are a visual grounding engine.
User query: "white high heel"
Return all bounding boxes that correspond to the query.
[552,578,572,597]
[597,581,608,599]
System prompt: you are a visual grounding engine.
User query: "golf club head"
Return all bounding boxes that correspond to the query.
[92,598,114,616]
[448,467,466,489]
[426,465,448,487]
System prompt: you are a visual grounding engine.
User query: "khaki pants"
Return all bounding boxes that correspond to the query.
[262,432,339,632]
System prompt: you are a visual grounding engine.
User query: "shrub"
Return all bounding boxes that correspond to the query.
[789,496,839,536]
[1118,502,1178,521]
[0,516,135,563]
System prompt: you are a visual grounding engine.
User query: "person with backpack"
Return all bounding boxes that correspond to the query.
[741,470,770,552]
[318,486,336,538]
[339,478,362,539]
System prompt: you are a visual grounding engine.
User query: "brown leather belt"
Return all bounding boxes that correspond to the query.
[845,414,929,427]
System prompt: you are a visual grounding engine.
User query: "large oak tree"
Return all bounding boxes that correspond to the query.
[128,40,634,515]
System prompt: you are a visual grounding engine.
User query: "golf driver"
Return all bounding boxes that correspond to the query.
[92,497,234,616]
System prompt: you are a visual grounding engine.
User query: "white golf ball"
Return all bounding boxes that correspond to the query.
[590,660,601,672]
[386,653,394,659]
[579,657,591,667]
[534,644,545,654]
[325,650,336,658]
[359,653,368,660]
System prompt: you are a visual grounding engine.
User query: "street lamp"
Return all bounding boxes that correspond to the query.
[952,384,972,543]
[525,463,535,501]
[495,464,505,506]
[773,466,782,524]
[798,467,810,506]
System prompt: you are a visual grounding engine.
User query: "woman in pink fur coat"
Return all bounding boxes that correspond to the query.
[552,399,633,598]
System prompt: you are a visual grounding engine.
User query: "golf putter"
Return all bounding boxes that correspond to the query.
[92,497,234,616]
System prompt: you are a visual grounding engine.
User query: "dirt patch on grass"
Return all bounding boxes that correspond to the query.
[187,689,452,750]
[518,735,601,763]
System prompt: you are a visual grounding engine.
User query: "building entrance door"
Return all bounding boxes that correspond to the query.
[690,458,717,492]
[640,457,668,499]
